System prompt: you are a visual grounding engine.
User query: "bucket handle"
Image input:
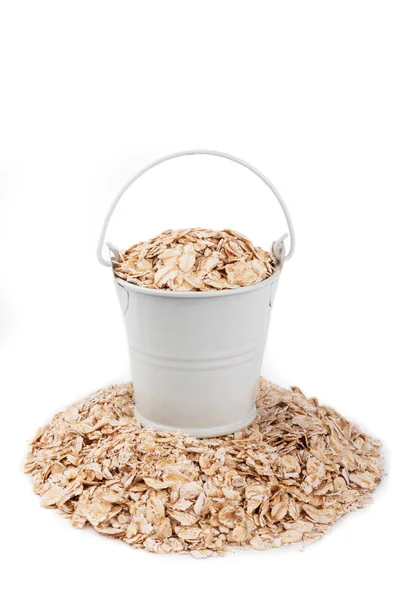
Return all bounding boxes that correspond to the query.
[97,149,295,266]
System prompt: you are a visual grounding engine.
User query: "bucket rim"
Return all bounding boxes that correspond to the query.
[114,267,281,298]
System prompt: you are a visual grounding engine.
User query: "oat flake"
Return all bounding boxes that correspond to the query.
[113,228,277,291]
[25,379,383,557]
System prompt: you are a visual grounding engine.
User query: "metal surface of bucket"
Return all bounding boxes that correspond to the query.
[114,271,280,437]
[97,150,295,437]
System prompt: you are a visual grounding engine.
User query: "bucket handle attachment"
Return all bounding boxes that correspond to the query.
[97,149,295,267]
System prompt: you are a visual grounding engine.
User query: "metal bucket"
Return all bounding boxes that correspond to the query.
[97,150,295,438]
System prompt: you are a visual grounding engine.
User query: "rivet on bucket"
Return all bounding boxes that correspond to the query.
[97,150,295,438]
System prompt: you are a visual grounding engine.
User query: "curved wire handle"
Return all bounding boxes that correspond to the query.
[97,149,295,266]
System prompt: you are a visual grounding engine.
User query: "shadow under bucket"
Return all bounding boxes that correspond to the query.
[97,150,295,438]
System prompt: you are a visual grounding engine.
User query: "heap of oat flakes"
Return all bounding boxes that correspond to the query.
[25,379,383,557]
[113,228,277,290]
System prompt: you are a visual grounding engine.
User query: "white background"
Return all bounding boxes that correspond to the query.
[1,1,399,599]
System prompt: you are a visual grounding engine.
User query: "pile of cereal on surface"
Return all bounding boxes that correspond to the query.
[25,379,383,558]
[112,228,277,291]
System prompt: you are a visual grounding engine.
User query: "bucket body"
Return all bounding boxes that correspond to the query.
[114,270,280,438]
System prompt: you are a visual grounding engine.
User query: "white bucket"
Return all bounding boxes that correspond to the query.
[97,150,295,438]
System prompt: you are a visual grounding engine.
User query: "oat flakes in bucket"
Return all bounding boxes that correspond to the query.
[97,150,296,438]
[113,228,278,291]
